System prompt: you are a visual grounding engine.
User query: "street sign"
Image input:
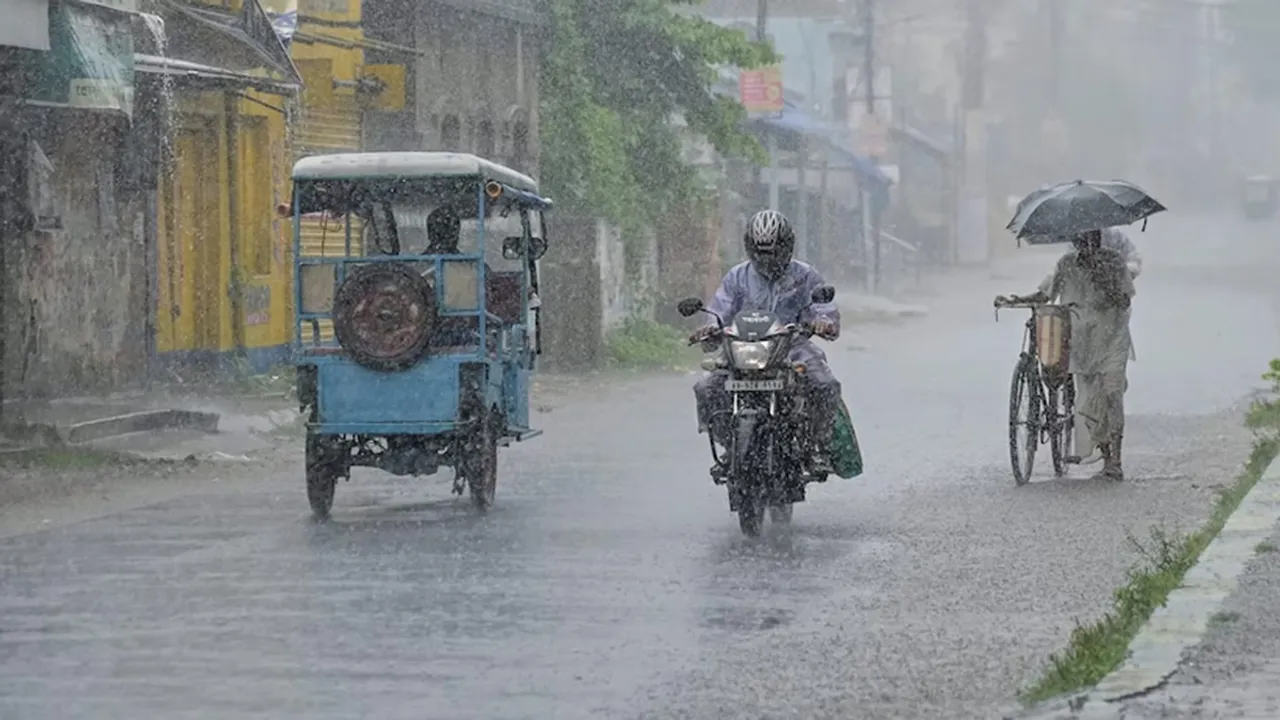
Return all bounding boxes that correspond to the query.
[739,66,783,114]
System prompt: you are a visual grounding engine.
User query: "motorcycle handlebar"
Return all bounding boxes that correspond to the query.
[691,322,829,346]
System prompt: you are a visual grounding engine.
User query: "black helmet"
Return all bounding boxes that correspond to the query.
[744,209,795,279]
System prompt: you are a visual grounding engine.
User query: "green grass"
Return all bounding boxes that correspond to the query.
[1256,541,1278,554]
[1021,435,1280,704]
[603,317,700,371]
[1022,359,1280,705]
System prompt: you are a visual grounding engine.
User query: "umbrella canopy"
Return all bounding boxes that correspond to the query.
[1006,179,1166,242]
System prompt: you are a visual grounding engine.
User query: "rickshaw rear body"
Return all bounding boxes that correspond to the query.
[289,152,550,485]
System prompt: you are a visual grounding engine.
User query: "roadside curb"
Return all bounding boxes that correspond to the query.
[1011,450,1280,719]
[1,409,220,452]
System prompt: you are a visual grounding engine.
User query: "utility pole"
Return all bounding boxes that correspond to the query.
[957,0,990,265]
[1046,0,1062,110]
[858,0,882,293]
[755,0,780,212]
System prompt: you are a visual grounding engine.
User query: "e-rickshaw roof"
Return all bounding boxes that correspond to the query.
[292,152,540,193]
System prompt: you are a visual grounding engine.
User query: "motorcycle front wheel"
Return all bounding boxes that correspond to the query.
[738,499,763,536]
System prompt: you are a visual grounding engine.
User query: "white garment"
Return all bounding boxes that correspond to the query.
[1038,247,1135,449]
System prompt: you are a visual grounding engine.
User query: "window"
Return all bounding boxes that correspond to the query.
[440,115,461,149]
[476,118,495,157]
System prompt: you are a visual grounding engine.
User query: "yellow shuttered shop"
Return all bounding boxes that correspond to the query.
[153,0,299,375]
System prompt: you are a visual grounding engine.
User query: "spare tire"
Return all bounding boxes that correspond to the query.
[332,264,437,372]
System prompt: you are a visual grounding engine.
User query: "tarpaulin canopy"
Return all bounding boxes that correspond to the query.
[23,0,136,118]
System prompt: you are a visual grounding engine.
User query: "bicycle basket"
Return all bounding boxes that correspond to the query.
[1034,305,1072,371]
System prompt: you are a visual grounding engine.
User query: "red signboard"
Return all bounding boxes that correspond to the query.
[739,66,783,113]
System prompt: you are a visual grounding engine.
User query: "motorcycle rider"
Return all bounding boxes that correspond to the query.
[691,210,842,474]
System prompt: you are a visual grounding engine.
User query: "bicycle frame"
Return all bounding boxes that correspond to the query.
[998,301,1078,483]
[1021,315,1071,441]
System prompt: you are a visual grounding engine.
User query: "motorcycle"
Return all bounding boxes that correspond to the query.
[677,285,837,536]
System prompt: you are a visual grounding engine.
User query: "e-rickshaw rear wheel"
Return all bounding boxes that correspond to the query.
[306,433,343,520]
[459,407,500,511]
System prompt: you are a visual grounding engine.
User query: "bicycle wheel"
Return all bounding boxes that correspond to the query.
[1008,356,1041,486]
[1049,376,1075,477]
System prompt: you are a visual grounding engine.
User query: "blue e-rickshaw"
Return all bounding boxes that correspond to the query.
[288,152,552,518]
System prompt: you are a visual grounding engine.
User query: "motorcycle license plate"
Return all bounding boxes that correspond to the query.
[725,379,785,392]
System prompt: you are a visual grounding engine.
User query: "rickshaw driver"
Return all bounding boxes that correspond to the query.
[690,210,842,475]
[420,205,497,348]
[424,206,463,255]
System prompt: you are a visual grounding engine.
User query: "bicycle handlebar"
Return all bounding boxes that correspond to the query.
[993,298,1080,310]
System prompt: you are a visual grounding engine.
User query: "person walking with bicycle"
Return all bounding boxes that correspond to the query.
[998,229,1136,481]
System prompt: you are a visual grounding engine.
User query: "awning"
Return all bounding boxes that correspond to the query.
[2,0,52,50]
[139,0,302,91]
[890,123,952,158]
[133,53,297,95]
[23,0,136,118]
[288,29,424,57]
[754,102,892,189]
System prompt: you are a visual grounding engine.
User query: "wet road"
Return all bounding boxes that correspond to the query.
[2,214,1278,719]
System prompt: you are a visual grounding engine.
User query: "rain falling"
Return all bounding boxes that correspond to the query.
[1,0,1279,717]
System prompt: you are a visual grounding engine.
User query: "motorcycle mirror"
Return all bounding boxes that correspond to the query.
[677,298,705,317]
[810,285,836,305]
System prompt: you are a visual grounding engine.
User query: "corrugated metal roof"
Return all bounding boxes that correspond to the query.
[433,0,548,25]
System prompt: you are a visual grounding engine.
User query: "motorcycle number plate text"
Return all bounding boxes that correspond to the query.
[725,379,785,392]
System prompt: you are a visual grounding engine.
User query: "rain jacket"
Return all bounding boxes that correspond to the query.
[705,259,841,383]
[1037,248,1135,376]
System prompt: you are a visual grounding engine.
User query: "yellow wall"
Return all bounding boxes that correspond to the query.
[155,89,293,357]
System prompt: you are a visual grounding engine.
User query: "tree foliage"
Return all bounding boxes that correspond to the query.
[538,0,775,231]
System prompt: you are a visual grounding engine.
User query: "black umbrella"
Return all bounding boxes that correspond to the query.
[1006,179,1166,242]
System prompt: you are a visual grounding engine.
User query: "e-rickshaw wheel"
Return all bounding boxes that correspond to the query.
[459,406,500,511]
[306,433,342,520]
[332,264,437,372]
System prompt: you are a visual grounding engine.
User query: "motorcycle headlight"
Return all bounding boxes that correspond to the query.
[729,340,775,370]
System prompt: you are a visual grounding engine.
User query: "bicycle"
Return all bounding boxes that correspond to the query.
[994,297,1080,485]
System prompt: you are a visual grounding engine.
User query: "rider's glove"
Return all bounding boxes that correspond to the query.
[688,325,717,344]
[810,319,838,339]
